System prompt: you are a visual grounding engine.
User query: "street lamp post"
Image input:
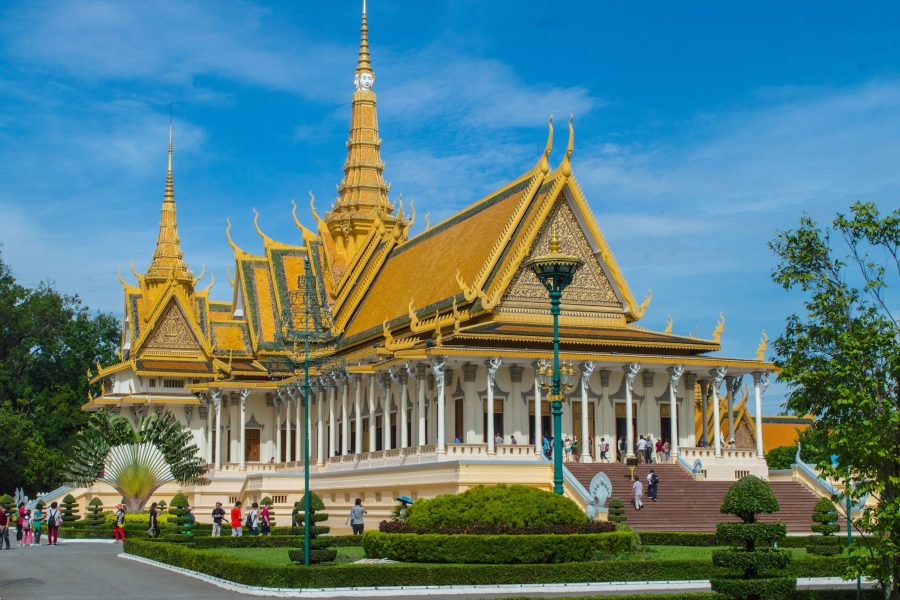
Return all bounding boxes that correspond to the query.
[526,227,583,494]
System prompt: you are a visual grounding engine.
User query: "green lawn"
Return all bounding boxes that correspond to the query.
[204,544,809,566]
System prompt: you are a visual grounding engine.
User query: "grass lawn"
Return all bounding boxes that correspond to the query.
[204,545,810,566]
[206,546,364,566]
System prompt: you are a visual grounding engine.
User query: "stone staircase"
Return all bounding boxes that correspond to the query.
[568,462,825,533]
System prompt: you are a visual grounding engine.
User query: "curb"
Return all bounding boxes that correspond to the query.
[118,553,875,598]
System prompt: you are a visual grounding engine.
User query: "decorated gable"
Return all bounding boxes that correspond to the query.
[142,299,204,354]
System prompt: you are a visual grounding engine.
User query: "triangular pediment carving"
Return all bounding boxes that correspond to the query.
[501,198,622,311]
[143,299,204,353]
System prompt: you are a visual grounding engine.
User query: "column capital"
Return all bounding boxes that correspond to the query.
[462,362,478,382]
[710,366,727,387]
[624,362,641,388]
[598,369,611,388]
[509,364,524,383]
[729,374,744,395]
[683,371,697,388]
[580,361,595,383]
[641,370,655,389]
[416,362,428,380]
[668,365,684,386]
[486,357,502,382]
[397,367,409,385]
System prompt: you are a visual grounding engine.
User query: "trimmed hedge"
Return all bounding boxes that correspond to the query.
[712,549,792,571]
[124,540,847,588]
[192,535,305,549]
[710,576,796,600]
[716,522,788,548]
[379,521,617,535]
[637,531,838,549]
[362,531,636,564]
[406,485,587,530]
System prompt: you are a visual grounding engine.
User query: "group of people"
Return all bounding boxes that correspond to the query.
[209,501,272,537]
[541,434,601,462]
[617,435,671,464]
[631,469,661,510]
[0,501,63,548]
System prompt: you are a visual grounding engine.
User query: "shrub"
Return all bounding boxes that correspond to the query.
[157,500,167,514]
[377,521,616,535]
[711,477,795,600]
[406,485,587,531]
[192,535,306,549]
[765,446,796,470]
[361,531,636,564]
[720,475,780,523]
[0,494,13,508]
[169,493,192,535]
[291,492,335,564]
[61,494,80,522]
[85,498,105,527]
[607,498,627,523]
[807,498,842,556]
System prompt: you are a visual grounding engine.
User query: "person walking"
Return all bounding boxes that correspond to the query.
[632,477,644,510]
[0,504,10,550]
[16,502,25,547]
[211,502,225,537]
[647,469,659,501]
[246,502,260,536]
[260,503,271,536]
[22,510,33,547]
[46,502,61,546]
[636,436,646,464]
[542,435,551,458]
[663,440,671,462]
[655,438,665,463]
[346,498,366,535]
[32,504,43,546]
[148,502,160,538]
[231,501,243,537]
[563,437,573,463]
[617,437,626,462]
[645,434,654,464]
[113,504,126,542]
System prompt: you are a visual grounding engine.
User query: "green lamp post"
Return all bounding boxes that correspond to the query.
[526,227,583,494]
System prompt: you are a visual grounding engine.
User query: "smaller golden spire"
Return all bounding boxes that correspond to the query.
[357,0,372,76]
[549,223,561,253]
[146,121,192,282]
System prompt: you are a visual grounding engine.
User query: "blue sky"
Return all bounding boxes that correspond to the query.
[1,1,899,414]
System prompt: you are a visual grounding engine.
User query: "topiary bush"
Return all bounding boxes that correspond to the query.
[0,494,13,508]
[157,500,167,515]
[86,498,105,527]
[288,492,336,564]
[405,485,587,531]
[61,494,80,522]
[711,475,795,600]
[169,493,192,535]
[607,498,627,524]
[807,497,842,556]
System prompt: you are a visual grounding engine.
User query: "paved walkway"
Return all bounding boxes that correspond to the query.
[0,541,872,600]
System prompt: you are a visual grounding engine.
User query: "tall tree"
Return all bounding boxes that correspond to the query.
[771,202,899,599]
[0,250,119,494]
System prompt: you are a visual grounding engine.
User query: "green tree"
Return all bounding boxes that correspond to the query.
[289,492,336,564]
[64,411,207,512]
[808,497,843,556]
[60,493,80,522]
[0,250,119,493]
[771,202,899,598]
[764,446,796,470]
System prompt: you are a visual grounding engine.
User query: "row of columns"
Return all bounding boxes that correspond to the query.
[201,361,770,470]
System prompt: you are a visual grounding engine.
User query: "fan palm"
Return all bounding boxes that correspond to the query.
[65,411,207,512]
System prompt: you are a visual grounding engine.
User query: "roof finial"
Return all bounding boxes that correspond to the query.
[538,115,553,174]
[549,222,560,253]
[356,0,372,76]
[561,113,574,177]
[165,114,174,203]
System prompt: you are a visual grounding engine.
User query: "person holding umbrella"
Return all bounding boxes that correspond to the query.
[396,495,414,522]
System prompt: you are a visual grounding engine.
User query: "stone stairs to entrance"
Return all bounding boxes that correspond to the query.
[567,462,825,533]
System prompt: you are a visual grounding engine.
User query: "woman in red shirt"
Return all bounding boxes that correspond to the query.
[230,501,243,537]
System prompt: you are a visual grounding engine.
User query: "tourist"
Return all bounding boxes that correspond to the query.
[211,502,225,537]
[728,439,736,449]
[572,438,579,462]
[22,509,33,547]
[663,440,671,462]
[645,434,654,464]
[246,502,260,536]
[494,433,503,446]
[231,501,243,536]
[698,437,708,448]
[510,435,518,445]
[656,438,665,463]
[113,504,125,542]
[564,437,573,462]
[148,502,160,538]
[632,477,644,510]
[636,436,647,464]
[347,498,366,535]
[453,436,461,444]
[260,503,271,536]
[588,437,593,459]
[46,501,61,545]
[16,502,25,547]
[0,504,10,549]
[32,504,43,546]
[542,435,551,458]
[647,469,659,502]
[617,437,626,462]
[398,500,409,522]
[599,437,608,462]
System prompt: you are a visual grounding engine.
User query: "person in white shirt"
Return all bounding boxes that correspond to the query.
[632,478,644,510]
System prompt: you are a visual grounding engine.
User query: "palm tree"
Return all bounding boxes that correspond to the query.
[65,411,207,512]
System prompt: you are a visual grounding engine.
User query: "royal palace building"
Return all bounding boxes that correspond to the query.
[78,4,783,528]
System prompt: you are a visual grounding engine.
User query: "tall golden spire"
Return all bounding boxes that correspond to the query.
[326,0,397,257]
[146,122,193,282]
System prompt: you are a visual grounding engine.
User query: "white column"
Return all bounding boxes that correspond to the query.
[486,358,501,454]
[212,389,222,470]
[710,367,726,457]
[316,385,325,465]
[668,366,684,461]
[284,395,292,463]
[700,380,710,445]
[340,377,349,455]
[354,375,363,453]
[368,375,377,452]
[294,387,302,462]
[624,363,640,458]
[399,367,409,448]
[274,397,282,462]
[381,374,392,451]
[752,372,768,458]
[681,373,697,448]
[725,375,736,445]
[328,383,336,458]
[239,388,249,469]
[205,395,214,464]
[580,362,595,462]
[431,358,447,454]
[533,360,544,455]
[416,364,427,446]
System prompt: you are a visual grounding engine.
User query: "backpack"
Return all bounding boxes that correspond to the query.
[650,473,659,485]
[245,513,253,529]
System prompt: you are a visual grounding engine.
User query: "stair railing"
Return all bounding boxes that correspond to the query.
[561,465,607,518]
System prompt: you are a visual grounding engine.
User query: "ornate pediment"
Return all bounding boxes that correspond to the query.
[501,199,621,310]
[143,300,203,354]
